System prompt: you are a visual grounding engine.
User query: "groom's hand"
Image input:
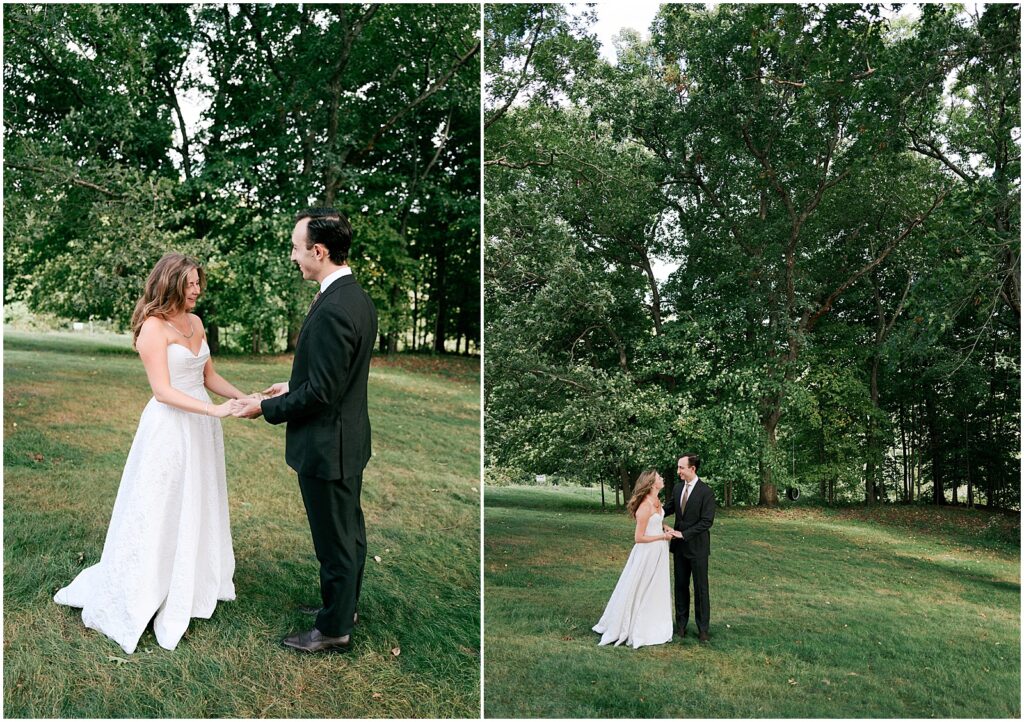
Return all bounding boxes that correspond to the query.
[262,382,289,398]
[233,396,263,419]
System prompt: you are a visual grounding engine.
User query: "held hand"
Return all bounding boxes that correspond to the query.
[262,382,289,398]
[232,396,263,419]
[211,400,242,418]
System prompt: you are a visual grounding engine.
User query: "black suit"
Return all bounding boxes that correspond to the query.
[262,273,377,637]
[663,477,715,634]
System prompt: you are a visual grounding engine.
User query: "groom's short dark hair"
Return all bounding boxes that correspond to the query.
[296,207,352,264]
[681,452,701,472]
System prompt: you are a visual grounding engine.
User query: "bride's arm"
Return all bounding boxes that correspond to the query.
[634,503,673,544]
[137,319,238,418]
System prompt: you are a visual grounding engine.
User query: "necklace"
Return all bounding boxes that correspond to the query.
[164,315,195,339]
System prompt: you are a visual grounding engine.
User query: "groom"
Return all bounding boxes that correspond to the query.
[235,207,378,653]
[663,452,716,643]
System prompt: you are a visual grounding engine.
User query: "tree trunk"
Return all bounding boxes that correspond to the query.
[965,416,974,508]
[411,286,419,352]
[286,314,301,352]
[818,429,827,502]
[618,464,632,506]
[865,356,881,504]
[899,402,910,502]
[926,393,943,505]
[759,412,780,507]
[433,234,448,353]
[207,323,220,355]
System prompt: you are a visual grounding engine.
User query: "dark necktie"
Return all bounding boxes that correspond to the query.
[680,483,693,514]
[308,290,322,315]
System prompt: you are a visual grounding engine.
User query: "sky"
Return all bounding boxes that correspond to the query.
[591,1,664,64]
[589,2,674,281]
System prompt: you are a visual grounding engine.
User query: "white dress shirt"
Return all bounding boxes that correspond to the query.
[320,265,353,293]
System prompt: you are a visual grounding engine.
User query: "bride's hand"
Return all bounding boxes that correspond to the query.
[211,400,242,418]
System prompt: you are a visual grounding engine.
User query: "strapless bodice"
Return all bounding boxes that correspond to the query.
[645,510,665,536]
[167,340,209,396]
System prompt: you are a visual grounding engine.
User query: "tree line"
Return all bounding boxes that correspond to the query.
[484,4,1020,509]
[4,3,480,355]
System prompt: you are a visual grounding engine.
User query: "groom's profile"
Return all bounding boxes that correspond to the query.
[235,207,378,653]
[663,452,716,643]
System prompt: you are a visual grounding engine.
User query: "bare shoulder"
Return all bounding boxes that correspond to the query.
[139,315,169,337]
[137,316,170,350]
[188,313,207,337]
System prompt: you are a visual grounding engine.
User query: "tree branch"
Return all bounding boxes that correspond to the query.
[806,187,951,331]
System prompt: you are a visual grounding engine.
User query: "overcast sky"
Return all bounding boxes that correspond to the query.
[591,1,664,64]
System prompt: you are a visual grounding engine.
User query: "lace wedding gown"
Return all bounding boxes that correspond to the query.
[54,340,235,654]
[592,509,672,648]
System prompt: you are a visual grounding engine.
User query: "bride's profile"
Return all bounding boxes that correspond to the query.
[592,468,678,648]
[55,253,251,653]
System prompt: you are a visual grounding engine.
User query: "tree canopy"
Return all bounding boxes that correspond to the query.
[484,3,1020,509]
[4,3,480,355]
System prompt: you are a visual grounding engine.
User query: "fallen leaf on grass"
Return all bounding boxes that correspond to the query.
[788,678,797,686]
[31,453,44,463]
[373,555,382,563]
[822,679,831,686]
[391,647,401,657]
[108,656,132,665]
[372,692,383,700]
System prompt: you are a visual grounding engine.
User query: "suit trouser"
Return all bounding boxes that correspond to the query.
[673,552,710,633]
[297,472,366,637]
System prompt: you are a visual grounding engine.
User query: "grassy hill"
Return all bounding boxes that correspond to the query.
[4,329,480,718]
[484,485,1020,718]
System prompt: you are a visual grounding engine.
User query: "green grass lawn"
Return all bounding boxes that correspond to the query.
[484,485,1020,718]
[3,329,480,718]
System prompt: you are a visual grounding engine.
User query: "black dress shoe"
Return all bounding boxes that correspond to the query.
[698,631,710,643]
[281,627,351,653]
[675,628,687,638]
[298,606,358,626]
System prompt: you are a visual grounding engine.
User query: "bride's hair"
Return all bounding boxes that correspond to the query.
[130,253,206,348]
[627,469,660,519]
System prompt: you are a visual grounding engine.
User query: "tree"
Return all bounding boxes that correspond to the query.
[4,3,481,355]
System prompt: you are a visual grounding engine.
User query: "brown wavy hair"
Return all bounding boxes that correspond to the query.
[626,469,661,519]
[130,253,206,348]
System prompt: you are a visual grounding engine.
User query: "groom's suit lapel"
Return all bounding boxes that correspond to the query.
[295,275,355,348]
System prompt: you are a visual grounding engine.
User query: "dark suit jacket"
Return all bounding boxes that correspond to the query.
[663,478,716,559]
[261,274,378,480]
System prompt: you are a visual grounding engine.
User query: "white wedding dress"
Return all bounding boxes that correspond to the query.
[592,508,672,648]
[54,340,235,654]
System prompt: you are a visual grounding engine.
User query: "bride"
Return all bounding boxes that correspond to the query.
[593,469,680,648]
[55,253,251,654]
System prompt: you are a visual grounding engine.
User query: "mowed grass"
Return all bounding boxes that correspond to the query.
[3,329,480,718]
[484,485,1020,718]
